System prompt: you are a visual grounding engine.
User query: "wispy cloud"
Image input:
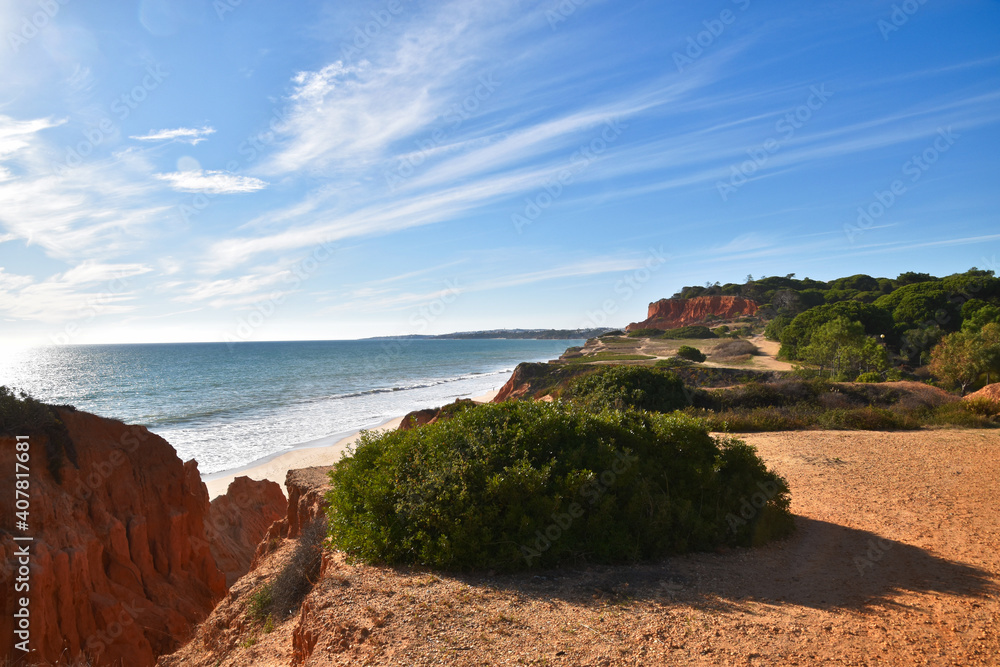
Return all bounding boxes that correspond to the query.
[154,170,268,194]
[172,271,289,303]
[262,1,510,177]
[0,262,151,323]
[0,120,173,260]
[130,126,216,145]
[321,252,650,315]
[0,115,64,160]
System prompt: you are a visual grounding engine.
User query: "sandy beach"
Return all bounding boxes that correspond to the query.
[203,390,499,499]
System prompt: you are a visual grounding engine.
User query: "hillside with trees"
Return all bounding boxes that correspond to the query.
[671,268,1000,393]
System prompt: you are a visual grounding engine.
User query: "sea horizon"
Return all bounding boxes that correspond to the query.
[0,338,580,475]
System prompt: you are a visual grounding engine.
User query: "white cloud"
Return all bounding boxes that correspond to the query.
[261,1,548,177]
[196,4,761,271]
[60,261,151,285]
[0,122,173,260]
[0,268,33,291]
[154,170,268,194]
[0,262,152,323]
[173,272,288,303]
[321,253,648,315]
[0,115,63,161]
[130,126,216,145]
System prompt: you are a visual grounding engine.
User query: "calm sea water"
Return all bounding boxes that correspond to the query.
[0,339,578,474]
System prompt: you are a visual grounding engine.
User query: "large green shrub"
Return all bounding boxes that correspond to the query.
[325,402,793,570]
[677,345,707,363]
[817,406,918,430]
[560,365,689,412]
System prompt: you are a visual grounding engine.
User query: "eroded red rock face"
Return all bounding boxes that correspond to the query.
[626,296,759,331]
[251,466,332,569]
[207,477,287,588]
[494,365,536,402]
[0,408,247,666]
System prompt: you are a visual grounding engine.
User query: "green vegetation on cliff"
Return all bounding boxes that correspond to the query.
[559,366,688,413]
[671,268,1000,391]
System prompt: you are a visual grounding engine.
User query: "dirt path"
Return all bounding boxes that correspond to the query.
[745,334,795,371]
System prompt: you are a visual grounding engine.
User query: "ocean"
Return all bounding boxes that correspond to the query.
[0,339,579,475]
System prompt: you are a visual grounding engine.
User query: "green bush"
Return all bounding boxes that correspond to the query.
[561,365,689,412]
[697,381,817,411]
[686,406,813,432]
[962,397,1000,416]
[658,325,717,339]
[927,401,999,427]
[434,399,477,421]
[855,372,883,383]
[325,402,793,570]
[817,406,919,430]
[677,345,707,363]
[655,358,694,369]
[247,583,273,623]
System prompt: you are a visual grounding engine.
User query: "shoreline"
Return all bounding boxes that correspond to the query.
[203,389,499,499]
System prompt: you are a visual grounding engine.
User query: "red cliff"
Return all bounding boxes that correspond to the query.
[252,466,332,569]
[158,466,334,667]
[0,407,285,666]
[626,296,759,332]
[207,477,287,588]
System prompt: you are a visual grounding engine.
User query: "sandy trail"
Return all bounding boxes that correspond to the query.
[745,333,796,371]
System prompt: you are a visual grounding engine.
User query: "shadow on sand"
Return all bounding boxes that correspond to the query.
[445,515,997,612]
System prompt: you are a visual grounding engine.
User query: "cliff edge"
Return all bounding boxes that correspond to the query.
[625,296,759,332]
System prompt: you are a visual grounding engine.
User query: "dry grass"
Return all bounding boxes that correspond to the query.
[711,339,759,359]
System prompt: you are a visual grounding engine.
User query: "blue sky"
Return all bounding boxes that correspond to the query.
[0,0,998,344]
